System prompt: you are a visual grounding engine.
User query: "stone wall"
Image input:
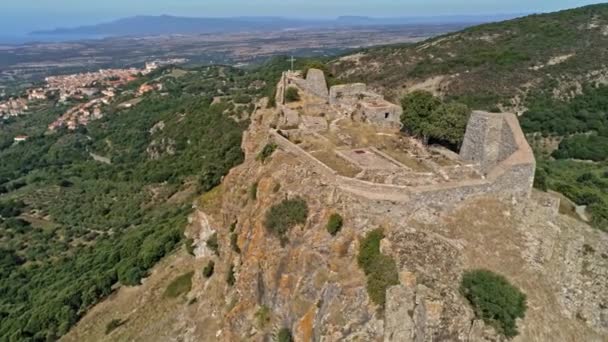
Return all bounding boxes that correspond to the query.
[288,69,329,101]
[329,83,368,106]
[460,111,525,175]
[269,108,536,208]
[360,101,403,128]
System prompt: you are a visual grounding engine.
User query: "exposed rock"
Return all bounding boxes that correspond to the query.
[64,97,608,342]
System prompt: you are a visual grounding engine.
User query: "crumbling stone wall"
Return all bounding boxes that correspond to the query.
[289,69,329,100]
[329,83,369,106]
[269,109,535,208]
[360,101,403,129]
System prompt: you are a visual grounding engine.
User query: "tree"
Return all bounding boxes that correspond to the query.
[401,91,470,149]
[425,101,471,147]
[400,90,441,141]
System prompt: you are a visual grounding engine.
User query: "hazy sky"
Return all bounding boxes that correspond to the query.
[1,0,602,34]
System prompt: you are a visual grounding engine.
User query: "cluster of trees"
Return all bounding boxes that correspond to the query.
[552,134,608,161]
[400,90,471,150]
[522,84,608,137]
[0,65,262,340]
[524,82,608,231]
[536,160,608,231]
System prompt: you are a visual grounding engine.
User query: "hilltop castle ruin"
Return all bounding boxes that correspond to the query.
[272,69,536,209]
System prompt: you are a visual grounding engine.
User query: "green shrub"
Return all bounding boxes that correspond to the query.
[255,305,272,328]
[164,271,194,298]
[202,260,215,278]
[276,327,293,342]
[326,213,343,236]
[231,233,241,254]
[249,182,258,201]
[257,143,277,163]
[226,264,236,286]
[533,167,548,191]
[206,233,219,255]
[460,269,527,338]
[0,200,25,218]
[285,87,300,102]
[233,94,252,104]
[273,183,281,193]
[264,198,308,240]
[357,229,399,308]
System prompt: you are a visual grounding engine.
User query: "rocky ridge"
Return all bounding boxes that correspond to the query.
[63,100,607,342]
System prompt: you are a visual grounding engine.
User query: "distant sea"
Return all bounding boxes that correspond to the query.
[0,34,108,45]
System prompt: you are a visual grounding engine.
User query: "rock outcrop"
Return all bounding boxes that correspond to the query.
[64,101,608,342]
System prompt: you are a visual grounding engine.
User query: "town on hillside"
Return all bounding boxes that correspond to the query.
[0,58,186,132]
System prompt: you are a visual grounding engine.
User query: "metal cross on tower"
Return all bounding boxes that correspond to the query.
[289,56,296,71]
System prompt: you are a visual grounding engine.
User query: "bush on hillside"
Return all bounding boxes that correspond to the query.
[285,87,300,102]
[164,271,194,298]
[326,213,344,236]
[231,233,241,254]
[184,238,195,256]
[264,198,308,240]
[233,94,252,104]
[460,269,527,338]
[0,200,25,218]
[533,167,548,191]
[202,260,215,278]
[276,328,293,342]
[226,264,236,286]
[357,229,399,308]
[249,182,258,200]
[257,143,277,163]
[255,305,272,328]
[206,233,219,255]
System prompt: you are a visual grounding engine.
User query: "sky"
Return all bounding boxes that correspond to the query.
[0,0,603,34]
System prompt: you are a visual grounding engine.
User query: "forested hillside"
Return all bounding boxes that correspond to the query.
[0,62,284,340]
[333,3,608,230]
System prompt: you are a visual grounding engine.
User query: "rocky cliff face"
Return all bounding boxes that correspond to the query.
[183,104,608,341]
[64,103,607,342]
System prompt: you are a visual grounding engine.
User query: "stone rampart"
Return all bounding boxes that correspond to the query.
[269,108,535,207]
[288,69,329,101]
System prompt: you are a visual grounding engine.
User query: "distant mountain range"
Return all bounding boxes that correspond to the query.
[31,14,526,37]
